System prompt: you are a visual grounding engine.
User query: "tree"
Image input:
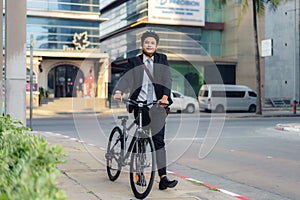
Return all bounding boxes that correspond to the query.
[214,0,284,115]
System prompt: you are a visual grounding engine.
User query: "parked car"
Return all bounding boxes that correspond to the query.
[198,84,257,113]
[170,90,199,113]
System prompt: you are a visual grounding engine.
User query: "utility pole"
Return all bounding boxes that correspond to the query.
[0,0,3,116]
[5,0,27,124]
[293,0,299,105]
[29,35,34,130]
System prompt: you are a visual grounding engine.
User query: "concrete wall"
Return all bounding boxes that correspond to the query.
[222,0,265,96]
[222,0,239,60]
[236,1,265,94]
[265,0,300,102]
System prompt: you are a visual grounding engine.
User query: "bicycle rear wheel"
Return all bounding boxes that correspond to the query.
[129,133,156,199]
[106,126,123,181]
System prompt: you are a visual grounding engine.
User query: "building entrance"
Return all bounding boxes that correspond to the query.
[48,65,84,98]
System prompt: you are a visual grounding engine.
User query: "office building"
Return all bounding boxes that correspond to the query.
[26,0,108,106]
[99,0,259,97]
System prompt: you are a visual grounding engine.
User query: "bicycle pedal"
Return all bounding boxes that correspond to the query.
[135,173,147,186]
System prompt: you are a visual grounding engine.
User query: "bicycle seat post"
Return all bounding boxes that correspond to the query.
[137,102,144,131]
[118,116,128,128]
[121,118,127,127]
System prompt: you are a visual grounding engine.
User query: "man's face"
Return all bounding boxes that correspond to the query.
[142,37,157,56]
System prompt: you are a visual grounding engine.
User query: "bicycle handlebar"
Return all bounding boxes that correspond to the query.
[115,98,169,107]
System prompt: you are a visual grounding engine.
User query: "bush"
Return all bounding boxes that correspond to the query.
[0,115,67,200]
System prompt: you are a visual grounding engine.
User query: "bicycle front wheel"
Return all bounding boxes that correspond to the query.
[129,133,156,199]
[106,126,123,181]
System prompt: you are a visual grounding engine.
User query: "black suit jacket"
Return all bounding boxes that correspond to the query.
[115,52,173,106]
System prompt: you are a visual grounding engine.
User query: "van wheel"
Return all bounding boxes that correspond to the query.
[215,105,225,113]
[249,104,256,113]
[185,104,195,113]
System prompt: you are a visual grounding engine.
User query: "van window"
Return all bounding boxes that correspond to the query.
[211,91,226,97]
[200,90,208,97]
[248,91,257,97]
[226,91,245,98]
[211,91,245,98]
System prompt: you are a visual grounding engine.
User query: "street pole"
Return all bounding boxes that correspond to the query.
[0,0,3,116]
[29,35,34,130]
[5,0,27,124]
[293,0,297,104]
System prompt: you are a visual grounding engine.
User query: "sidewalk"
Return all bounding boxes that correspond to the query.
[32,131,238,200]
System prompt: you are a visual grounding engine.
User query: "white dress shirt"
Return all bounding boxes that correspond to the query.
[137,54,157,102]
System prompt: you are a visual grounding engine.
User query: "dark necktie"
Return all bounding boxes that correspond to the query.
[145,59,153,103]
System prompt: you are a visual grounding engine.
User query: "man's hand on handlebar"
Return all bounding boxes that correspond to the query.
[113,92,169,107]
[158,95,169,107]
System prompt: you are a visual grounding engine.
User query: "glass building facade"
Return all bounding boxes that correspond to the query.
[27,17,100,50]
[100,0,223,59]
[28,0,99,12]
[27,0,101,50]
[21,0,109,99]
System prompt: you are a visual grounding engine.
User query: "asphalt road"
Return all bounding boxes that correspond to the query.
[28,112,300,200]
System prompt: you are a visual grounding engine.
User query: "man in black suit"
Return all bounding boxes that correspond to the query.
[113,30,178,190]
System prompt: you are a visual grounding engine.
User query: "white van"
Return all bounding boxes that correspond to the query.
[198,84,257,112]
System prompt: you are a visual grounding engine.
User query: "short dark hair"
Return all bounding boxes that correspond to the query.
[141,30,159,44]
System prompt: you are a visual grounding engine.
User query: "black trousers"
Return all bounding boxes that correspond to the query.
[133,105,168,177]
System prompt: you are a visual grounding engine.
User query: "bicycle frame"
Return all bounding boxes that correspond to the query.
[106,99,163,199]
[120,101,150,166]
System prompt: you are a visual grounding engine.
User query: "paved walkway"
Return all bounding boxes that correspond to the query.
[32,131,238,200]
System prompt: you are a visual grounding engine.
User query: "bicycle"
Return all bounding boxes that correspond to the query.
[105,99,162,199]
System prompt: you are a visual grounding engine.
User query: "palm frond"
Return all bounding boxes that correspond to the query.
[237,0,286,24]
[266,0,284,12]
[256,0,266,16]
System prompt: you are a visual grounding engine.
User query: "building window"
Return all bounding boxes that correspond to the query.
[27,17,100,50]
[201,30,222,56]
[27,0,100,13]
[100,0,148,37]
[26,68,37,83]
[205,0,223,22]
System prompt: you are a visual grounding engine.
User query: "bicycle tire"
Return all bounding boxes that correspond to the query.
[129,133,156,199]
[106,126,123,181]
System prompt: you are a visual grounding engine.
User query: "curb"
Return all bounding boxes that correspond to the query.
[275,124,300,133]
[32,130,251,200]
[168,171,251,200]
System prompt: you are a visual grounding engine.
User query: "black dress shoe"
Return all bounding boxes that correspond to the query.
[136,173,146,186]
[159,177,178,190]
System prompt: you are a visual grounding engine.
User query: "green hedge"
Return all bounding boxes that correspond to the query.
[0,115,67,200]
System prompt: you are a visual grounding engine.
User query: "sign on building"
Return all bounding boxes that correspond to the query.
[148,0,205,26]
[261,38,273,57]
